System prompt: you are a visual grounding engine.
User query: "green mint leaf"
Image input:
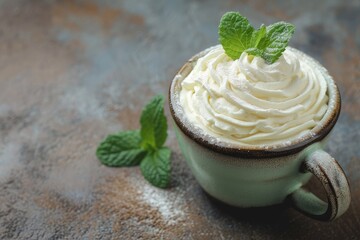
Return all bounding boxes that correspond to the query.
[219,12,254,60]
[96,94,172,188]
[140,95,167,150]
[250,24,266,48]
[96,130,146,167]
[218,12,295,64]
[140,147,171,188]
[256,22,295,64]
[245,47,263,57]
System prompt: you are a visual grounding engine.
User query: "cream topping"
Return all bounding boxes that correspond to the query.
[179,45,328,146]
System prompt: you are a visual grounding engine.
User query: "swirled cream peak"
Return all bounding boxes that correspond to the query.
[179,45,328,146]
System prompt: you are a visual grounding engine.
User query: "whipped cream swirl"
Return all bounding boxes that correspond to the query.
[179,46,328,146]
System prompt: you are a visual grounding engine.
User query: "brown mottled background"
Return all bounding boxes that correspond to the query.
[0,0,359,239]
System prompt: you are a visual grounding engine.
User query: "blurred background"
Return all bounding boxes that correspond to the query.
[0,0,359,239]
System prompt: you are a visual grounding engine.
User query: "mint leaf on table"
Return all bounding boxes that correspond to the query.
[218,12,295,64]
[96,130,146,167]
[140,147,171,188]
[95,95,171,189]
[140,95,168,150]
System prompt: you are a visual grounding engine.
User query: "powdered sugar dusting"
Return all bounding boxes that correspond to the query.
[0,142,21,182]
[138,183,186,225]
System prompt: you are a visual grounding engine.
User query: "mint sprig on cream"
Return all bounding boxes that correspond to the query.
[96,95,171,188]
[219,12,295,64]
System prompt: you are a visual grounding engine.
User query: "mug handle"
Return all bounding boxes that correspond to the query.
[289,149,351,221]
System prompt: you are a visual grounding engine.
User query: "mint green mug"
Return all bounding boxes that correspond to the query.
[169,47,351,221]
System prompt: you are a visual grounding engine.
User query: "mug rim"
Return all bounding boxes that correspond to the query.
[169,45,341,158]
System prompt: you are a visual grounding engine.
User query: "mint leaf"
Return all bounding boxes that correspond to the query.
[140,147,171,188]
[96,94,172,189]
[219,12,255,60]
[218,12,295,64]
[96,130,146,167]
[140,95,168,150]
[245,47,263,56]
[256,22,295,64]
[250,24,266,48]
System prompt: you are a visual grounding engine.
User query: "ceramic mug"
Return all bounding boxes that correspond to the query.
[169,46,351,221]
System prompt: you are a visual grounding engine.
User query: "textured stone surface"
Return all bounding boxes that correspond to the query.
[0,0,359,239]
